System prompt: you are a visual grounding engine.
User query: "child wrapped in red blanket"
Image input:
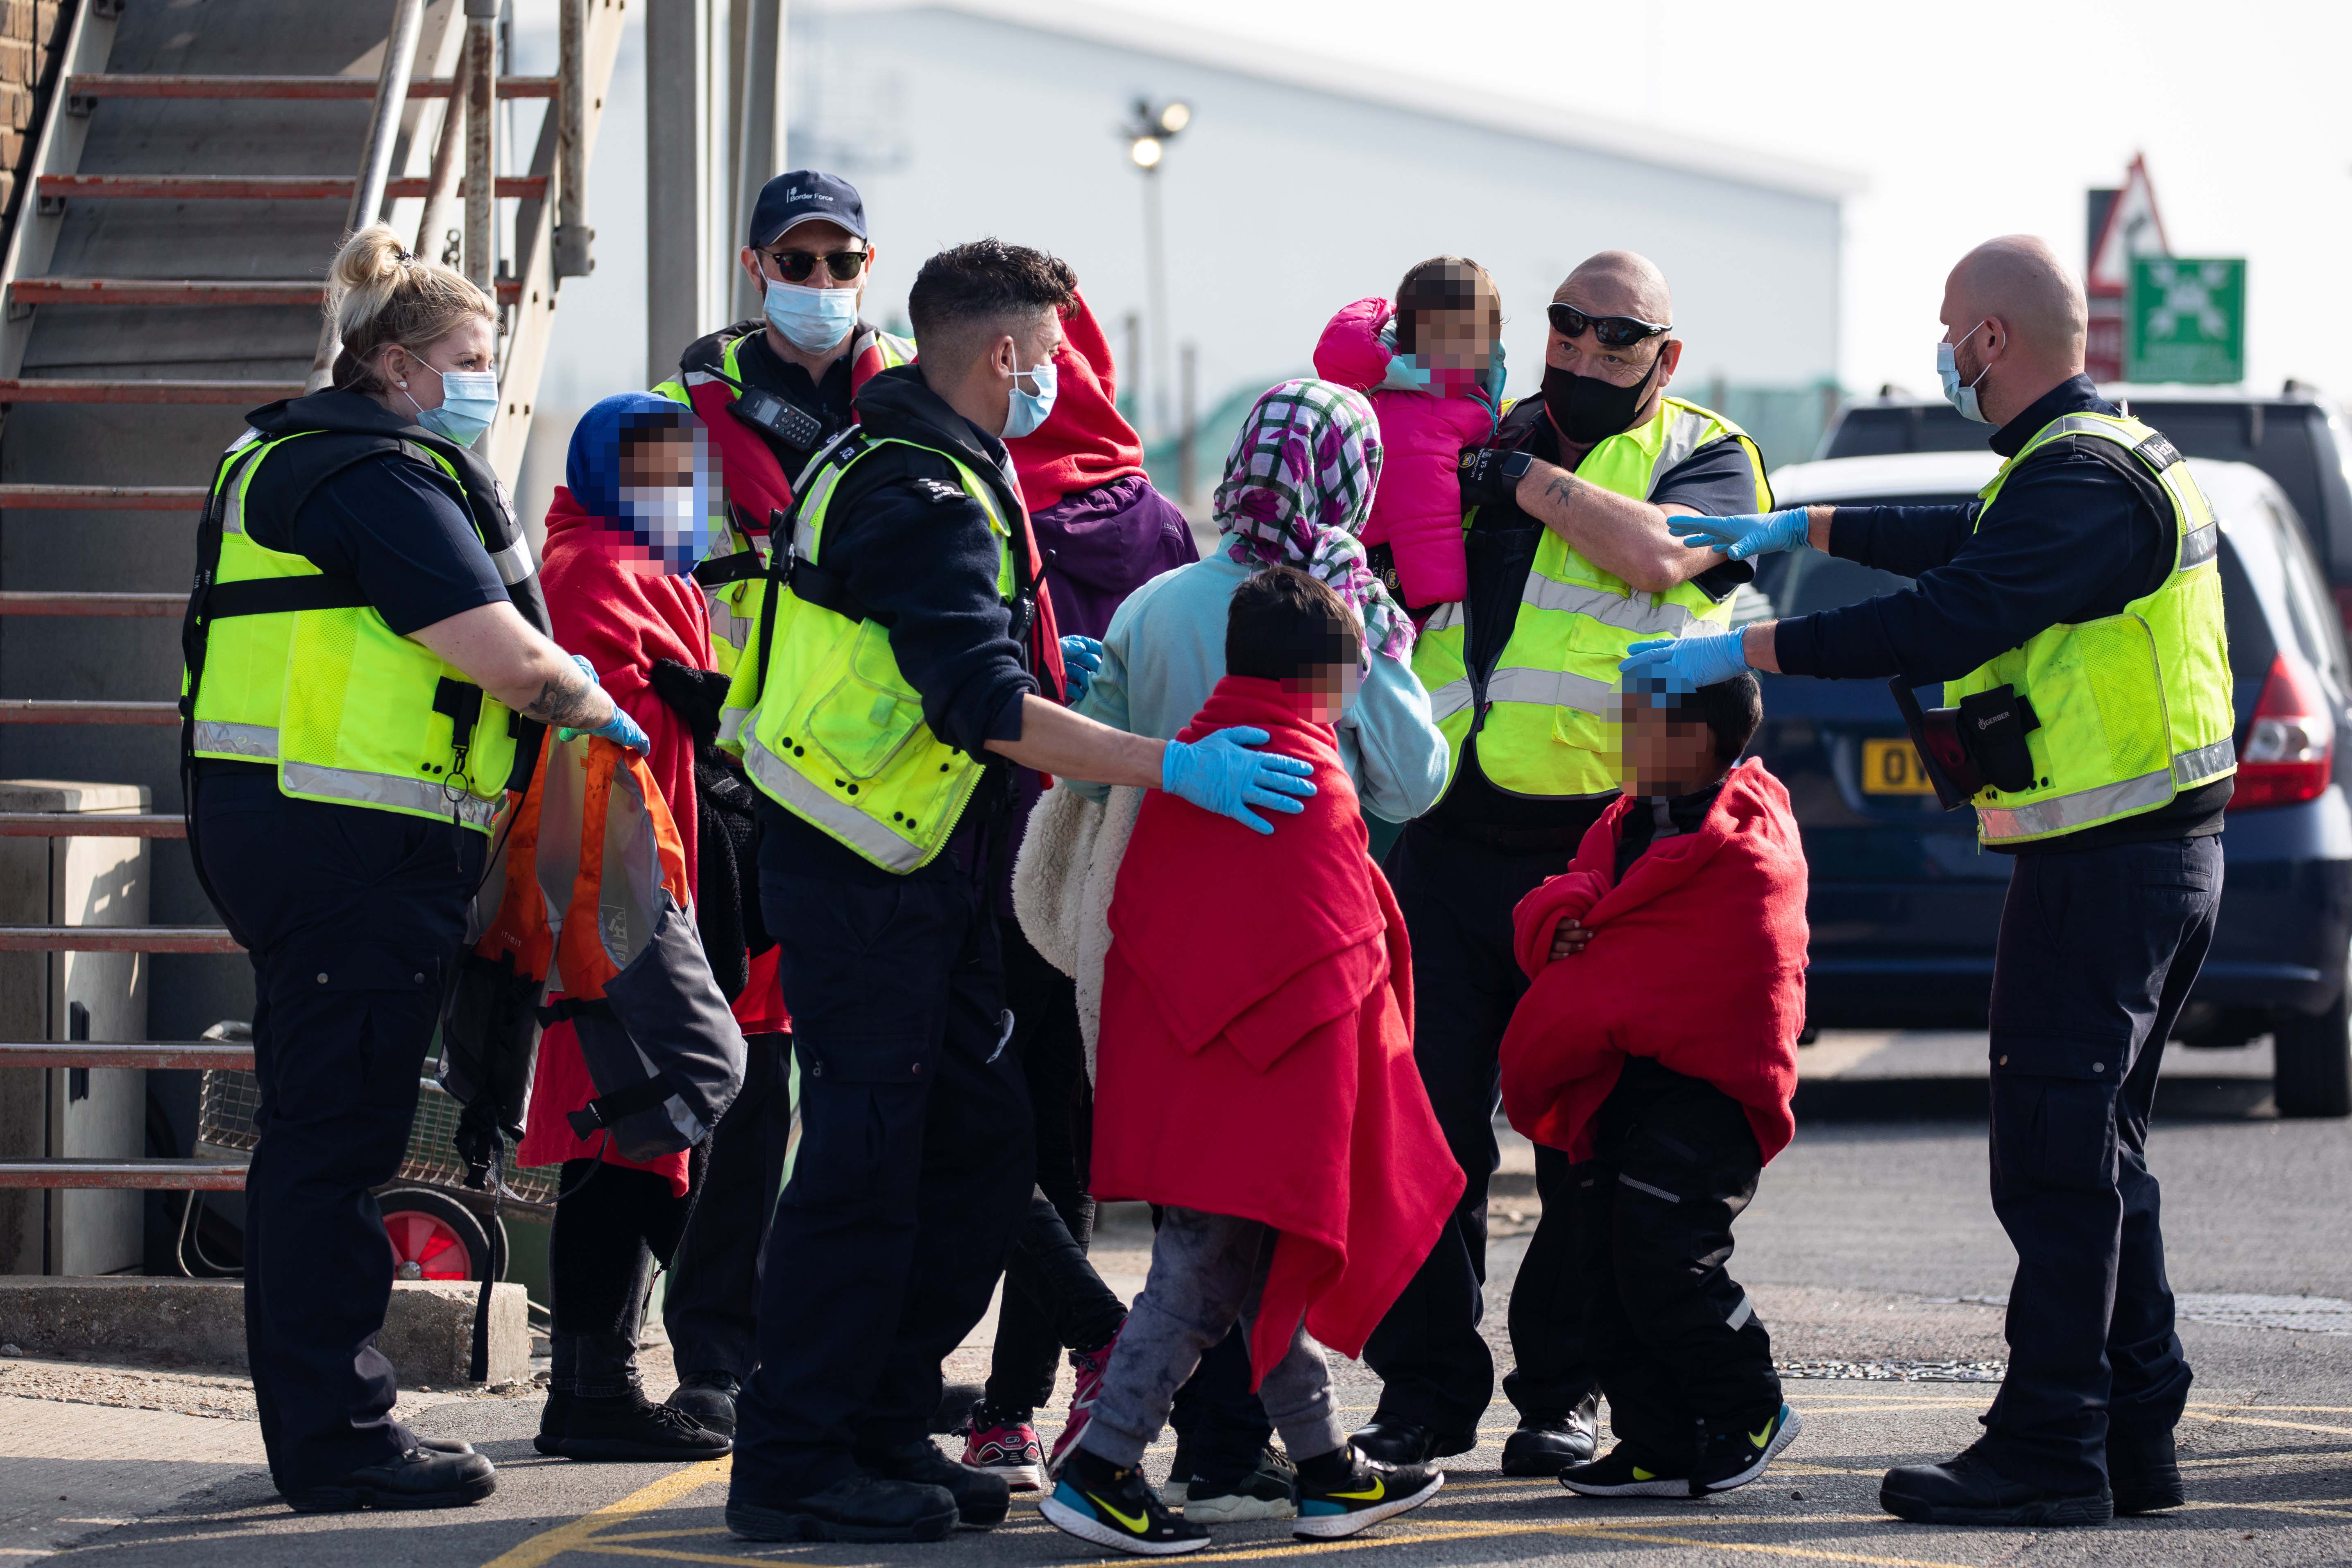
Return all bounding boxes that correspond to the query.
[1499,675,1808,1501]
[1043,567,1464,1557]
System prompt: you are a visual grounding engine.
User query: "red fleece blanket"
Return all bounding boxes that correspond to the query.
[1008,292,1146,514]
[1499,760,1809,1166]
[1092,677,1463,1387]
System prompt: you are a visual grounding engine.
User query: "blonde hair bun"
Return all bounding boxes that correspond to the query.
[327,224,494,393]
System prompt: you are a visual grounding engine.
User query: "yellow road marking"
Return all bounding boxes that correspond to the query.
[2190,1412,2352,1439]
[479,1457,730,1568]
[575,1547,782,1567]
[1172,1516,1989,1568]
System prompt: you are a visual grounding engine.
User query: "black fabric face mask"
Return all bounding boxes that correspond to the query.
[1541,350,1665,445]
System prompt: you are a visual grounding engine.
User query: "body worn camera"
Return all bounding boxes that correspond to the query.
[1888,679,2042,811]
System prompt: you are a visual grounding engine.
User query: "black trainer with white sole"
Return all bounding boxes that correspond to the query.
[1557,1442,1695,1499]
[1042,1449,1209,1557]
[1691,1404,1802,1494]
[1291,1447,1443,1540]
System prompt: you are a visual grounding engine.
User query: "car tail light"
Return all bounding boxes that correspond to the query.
[2230,652,2335,810]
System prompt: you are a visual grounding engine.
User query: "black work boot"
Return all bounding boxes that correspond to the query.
[1501,1391,1601,1476]
[284,1444,498,1513]
[727,1475,959,1543]
[1881,1442,2113,1527]
[534,1389,572,1457]
[557,1389,732,1461]
[2107,1423,2185,1516]
[666,1372,740,1439]
[855,1437,1011,1527]
[1348,1419,1477,1466]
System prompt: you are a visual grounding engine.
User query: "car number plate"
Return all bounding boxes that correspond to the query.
[1861,736,1937,795]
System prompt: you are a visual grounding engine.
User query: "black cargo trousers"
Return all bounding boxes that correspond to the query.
[1975,834,2219,1495]
[1361,818,1597,1442]
[1569,1064,1779,1468]
[730,845,1034,1503]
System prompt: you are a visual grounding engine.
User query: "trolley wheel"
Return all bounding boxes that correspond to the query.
[379,1187,503,1282]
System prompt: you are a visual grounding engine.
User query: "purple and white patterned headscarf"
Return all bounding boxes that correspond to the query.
[1214,377,1412,662]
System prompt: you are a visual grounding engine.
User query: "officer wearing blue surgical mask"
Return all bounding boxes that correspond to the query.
[1628,234,2233,1530]
[181,225,643,1516]
[653,170,917,680]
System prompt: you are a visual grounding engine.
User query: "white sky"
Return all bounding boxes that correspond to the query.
[1076,0,2352,398]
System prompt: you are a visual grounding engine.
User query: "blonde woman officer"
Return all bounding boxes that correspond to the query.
[181,225,644,1514]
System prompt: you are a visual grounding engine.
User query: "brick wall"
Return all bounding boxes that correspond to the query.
[0,0,66,237]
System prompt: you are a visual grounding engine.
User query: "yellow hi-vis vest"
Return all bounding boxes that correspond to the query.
[1412,396,1770,801]
[718,429,1022,873]
[654,326,916,678]
[184,430,523,830]
[1945,412,2236,845]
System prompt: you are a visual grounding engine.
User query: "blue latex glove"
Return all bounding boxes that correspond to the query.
[1666,507,1811,562]
[1059,634,1103,704]
[1619,628,1751,693]
[1161,725,1317,835]
[554,654,650,752]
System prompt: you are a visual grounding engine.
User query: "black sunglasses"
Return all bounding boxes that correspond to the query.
[765,247,868,284]
[1547,302,1672,349]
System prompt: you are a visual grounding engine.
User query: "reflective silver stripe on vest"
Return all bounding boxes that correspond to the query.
[741,730,925,873]
[1975,766,2174,842]
[279,759,501,829]
[193,719,278,758]
[1485,664,1616,716]
[709,592,757,652]
[1727,1293,1755,1332]
[1430,677,1473,723]
[2173,736,2236,787]
[1521,575,1698,637]
[717,705,748,747]
[2178,520,2218,570]
[1423,601,1465,635]
[1651,408,1718,485]
[486,539,537,586]
[1618,1172,1680,1203]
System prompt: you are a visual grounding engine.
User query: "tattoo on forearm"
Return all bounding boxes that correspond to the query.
[1542,472,1587,513]
[523,668,604,728]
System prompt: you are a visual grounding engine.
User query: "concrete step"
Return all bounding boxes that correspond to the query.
[0,1277,530,1386]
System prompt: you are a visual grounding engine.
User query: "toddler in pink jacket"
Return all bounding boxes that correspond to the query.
[1313,256,1503,609]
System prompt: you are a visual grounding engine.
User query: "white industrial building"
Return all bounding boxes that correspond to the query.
[525,0,1856,516]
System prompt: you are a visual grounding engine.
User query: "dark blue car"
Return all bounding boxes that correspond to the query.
[1751,451,2352,1117]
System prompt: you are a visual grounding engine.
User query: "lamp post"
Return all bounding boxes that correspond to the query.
[1123,97,1189,443]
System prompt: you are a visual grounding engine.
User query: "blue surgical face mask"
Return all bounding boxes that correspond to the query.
[404,361,499,447]
[1003,357,1058,439]
[619,474,716,575]
[764,279,859,355]
[1937,320,1993,425]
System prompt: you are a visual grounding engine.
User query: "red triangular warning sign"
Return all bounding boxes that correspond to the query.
[2087,154,2170,298]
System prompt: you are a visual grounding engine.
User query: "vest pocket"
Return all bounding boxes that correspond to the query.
[806,621,927,781]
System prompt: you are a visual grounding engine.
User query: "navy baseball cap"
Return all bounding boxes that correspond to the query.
[747,170,868,249]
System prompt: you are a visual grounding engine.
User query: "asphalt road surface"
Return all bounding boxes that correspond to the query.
[11,1031,2352,1567]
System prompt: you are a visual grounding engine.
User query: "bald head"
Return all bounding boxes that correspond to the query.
[1948,236,2086,365]
[1558,249,1673,324]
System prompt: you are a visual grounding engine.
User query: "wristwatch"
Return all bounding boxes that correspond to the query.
[1458,445,1536,506]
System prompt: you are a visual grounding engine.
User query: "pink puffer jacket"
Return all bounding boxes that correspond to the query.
[1313,297,1495,607]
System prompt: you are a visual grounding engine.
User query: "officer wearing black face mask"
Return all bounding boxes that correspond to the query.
[1351,249,1773,1478]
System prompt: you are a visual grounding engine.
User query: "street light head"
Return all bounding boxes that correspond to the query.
[1157,102,1191,135]
[1130,136,1164,170]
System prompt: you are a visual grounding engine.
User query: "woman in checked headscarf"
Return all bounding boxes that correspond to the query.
[1069,376,1446,823]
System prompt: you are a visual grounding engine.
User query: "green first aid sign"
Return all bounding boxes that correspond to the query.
[2127,258,2246,384]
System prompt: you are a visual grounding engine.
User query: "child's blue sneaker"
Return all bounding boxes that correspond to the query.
[1039,1448,1209,1557]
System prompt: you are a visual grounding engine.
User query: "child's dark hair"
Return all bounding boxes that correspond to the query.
[1688,672,1763,766]
[1226,566,1360,682]
[1392,254,1501,355]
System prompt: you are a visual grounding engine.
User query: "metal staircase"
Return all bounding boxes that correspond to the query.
[0,0,624,1206]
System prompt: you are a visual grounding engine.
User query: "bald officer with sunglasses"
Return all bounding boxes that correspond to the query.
[1353,250,1773,1477]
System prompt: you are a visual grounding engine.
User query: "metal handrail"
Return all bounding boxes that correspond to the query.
[0,926,241,954]
[64,74,558,101]
[0,813,186,836]
[0,1042,254,1069]
[0,591,185,615]
[0,1159,247,1191]
[0,699,178,723]
[305,0,426,391]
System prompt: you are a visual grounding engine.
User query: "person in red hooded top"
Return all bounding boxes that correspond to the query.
[956,291,1200,1492]
[518,393,780,1461]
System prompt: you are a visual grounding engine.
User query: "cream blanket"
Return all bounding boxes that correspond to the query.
[1011,782,1144,1081]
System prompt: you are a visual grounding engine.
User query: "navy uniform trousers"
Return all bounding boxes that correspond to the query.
[1362,819,1596,1441]
[193,768,483,1495]
[731,844,1033,1502]
[1978,834,2219,1493]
